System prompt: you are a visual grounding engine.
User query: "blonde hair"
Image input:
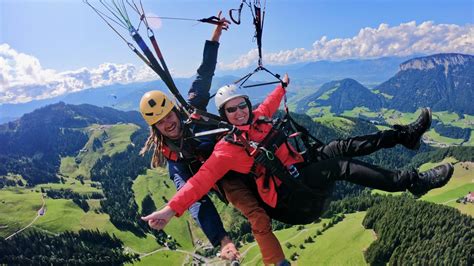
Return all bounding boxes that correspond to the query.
[140,126,167,168]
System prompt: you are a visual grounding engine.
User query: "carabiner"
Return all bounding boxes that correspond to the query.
[260,147,274,161]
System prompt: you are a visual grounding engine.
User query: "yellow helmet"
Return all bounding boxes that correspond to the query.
[139,91,175,126]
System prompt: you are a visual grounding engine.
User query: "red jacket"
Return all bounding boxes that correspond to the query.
[168,85,304,216]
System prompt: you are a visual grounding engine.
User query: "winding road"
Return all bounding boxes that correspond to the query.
[5,193,45,240]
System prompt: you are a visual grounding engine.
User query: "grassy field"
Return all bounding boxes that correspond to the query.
[32,124,141,201]
[341,107,380,118]
[307,106,333,118]
[132,168,194,251]
[421,161,474,216]
[296,212,373,266]
[318,88,337,100]
[2,115,471,264]
[1,123,166,253]
[131,250,187,265]
[0,188,43,237]
[60,123,139,180]
[372,90,393,99]
[375,159,474,216]
[36,179,102,195]
[424,130,465,146]
[0,184,162,252]
[240,212,374,265]
[1,123,196,258]
[313,116,355,132]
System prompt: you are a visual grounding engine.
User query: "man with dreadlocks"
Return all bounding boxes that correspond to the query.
[138,12,239,260]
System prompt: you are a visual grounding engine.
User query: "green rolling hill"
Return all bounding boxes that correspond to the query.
[1,101,472,265]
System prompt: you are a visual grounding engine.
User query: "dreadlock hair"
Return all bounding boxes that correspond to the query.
[139,126,167,168]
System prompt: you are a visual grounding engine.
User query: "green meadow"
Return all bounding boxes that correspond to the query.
[0,188,43,237]
[421,161,474,216]
[1,116,472,264]
[60,123,140,180]
[240,212,374,265]
[132,168,195,251]
[132,250,187,265]
[374,159,473,216]
[313,116,356,132]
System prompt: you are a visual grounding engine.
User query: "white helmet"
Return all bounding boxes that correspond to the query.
[214,84,248,110]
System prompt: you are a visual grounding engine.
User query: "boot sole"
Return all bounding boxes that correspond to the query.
[412,107,432,150]
[440,163,454,187]
[410,163,453,198]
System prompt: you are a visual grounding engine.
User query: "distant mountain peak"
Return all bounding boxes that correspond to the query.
[296,78,384,114]
[400,53,473,72]
[377,53,474,114]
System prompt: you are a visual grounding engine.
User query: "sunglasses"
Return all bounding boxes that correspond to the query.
[225,101,248,113]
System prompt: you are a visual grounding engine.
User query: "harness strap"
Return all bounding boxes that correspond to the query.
[253,146,326,197]
[222,116,327,198]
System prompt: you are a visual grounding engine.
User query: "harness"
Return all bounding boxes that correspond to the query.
[223,116,325,198]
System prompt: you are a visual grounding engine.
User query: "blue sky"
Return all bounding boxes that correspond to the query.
[0,0,473,103]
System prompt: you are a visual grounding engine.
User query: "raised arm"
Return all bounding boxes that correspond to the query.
[188,12,230,110]
[255,73,289,117]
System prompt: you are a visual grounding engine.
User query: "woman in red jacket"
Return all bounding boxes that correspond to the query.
[142,74,453,265]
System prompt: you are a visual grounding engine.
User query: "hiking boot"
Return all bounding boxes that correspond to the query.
[408,163,454,197]
[393,107,432,150]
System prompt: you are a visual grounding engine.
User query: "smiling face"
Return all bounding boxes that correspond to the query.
[154,110,182,139]
[224,97,250,126]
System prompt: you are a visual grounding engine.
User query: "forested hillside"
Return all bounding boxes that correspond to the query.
[363,195,473,265]
[1,95,472,264]
[0,103,144,185]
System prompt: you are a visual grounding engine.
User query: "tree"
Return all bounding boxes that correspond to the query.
[141,194,156,217]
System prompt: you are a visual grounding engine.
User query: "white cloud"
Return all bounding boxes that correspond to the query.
[145,12,162,30]
[219,21,474,70]
[0,44,156,104]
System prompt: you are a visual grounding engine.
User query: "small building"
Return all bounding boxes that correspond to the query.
[465,192,474,203]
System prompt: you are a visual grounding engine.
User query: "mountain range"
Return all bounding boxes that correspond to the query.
[376,53,474,113]
[0,73,472,264]
[0,55,412,124]
[296,53,474,115]
[0,103,144,184]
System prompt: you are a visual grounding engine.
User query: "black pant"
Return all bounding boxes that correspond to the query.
[269,130,416,224]
[301,129,415,191]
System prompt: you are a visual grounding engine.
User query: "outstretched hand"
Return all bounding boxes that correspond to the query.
[220,235,241,261]
[211,11,231,42]
[141,206,176,231]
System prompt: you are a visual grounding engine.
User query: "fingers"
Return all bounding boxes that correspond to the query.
[147,218,168,230]
[141,210,171,231]
[219,18,230,30]
[216,10,230,30]
[220,249,239,260]
[220,242,241,261]
[141,213,153,221]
